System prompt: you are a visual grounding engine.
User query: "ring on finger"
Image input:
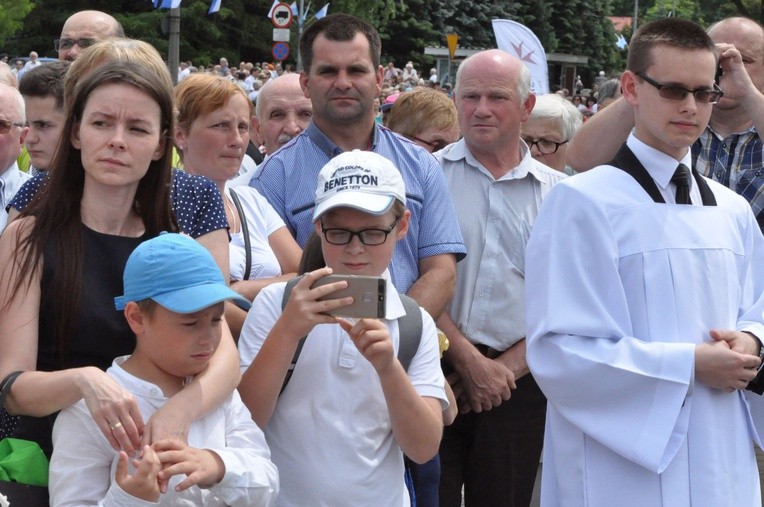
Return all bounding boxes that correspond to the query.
[110,421,123,431]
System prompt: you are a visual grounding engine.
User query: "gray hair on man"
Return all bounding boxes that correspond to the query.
[0,62,17,88]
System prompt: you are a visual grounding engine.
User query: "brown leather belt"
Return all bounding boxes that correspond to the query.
[473,343,504,359]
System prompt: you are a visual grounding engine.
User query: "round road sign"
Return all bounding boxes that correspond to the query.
[272,42,290,61]
[271,3,293,28]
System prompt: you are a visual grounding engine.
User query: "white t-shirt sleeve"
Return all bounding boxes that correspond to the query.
[239,282,286,372]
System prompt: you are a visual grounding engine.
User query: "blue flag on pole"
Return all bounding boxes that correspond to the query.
[290,2,298,15]
[160,0,181,8]
[208,0,221,13]
[315,3,329,19]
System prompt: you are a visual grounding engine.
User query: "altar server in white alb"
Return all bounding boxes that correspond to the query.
[525,17,764,507]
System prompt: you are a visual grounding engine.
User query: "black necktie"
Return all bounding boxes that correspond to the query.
[671,164,691,205]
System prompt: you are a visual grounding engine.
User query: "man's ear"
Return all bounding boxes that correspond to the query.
[300,70,311,100]
[520,93,536,123]
[621,71,639,106]
[124,302,147,335]
[251,115,264,147]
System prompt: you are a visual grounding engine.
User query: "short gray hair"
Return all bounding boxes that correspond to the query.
[597,78,621,105]
[529,94,582,141]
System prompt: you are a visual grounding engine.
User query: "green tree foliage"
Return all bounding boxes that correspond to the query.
[3,0,761,74]
[0,0,35,48]
[612,0,762,25]
[645,0,708,23]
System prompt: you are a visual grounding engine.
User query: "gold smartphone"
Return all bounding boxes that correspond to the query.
[312,274,386,318]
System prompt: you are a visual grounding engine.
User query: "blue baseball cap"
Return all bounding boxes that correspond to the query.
[115,232,250,313]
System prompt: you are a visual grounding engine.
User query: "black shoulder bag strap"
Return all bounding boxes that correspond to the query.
[228,188,252,280]
[280,276,306,394]
[607,143,717,206]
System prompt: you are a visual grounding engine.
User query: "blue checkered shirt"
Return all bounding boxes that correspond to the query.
[251,121,466,293]
[693,125,764,228]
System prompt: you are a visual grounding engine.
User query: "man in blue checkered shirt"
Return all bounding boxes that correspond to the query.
[566,17,764,231]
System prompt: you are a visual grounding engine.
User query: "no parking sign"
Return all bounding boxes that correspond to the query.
[272,42,290,61]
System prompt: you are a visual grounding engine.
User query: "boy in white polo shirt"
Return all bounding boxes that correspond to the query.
[238,150,447,506]
[49,233,279,506]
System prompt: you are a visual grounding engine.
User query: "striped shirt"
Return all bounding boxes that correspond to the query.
[693,125,764,228]
[252,121,466,293]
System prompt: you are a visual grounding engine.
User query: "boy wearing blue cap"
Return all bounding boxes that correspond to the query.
[49,233,279,506]
[238,151,448,506]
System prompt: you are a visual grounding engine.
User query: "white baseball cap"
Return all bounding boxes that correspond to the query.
[313,150,406,221]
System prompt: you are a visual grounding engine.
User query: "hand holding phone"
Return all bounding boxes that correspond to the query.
[312,274,386,319]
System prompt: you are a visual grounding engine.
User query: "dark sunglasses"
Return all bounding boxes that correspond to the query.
[635,72,723,104]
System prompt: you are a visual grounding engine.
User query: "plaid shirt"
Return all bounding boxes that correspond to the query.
[693,125,764,228]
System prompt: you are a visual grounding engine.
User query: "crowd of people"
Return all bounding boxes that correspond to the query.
[2,7,764,507]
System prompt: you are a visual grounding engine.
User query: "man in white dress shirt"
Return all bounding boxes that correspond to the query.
[436,49,565,507]
[0,83,30,232]
[525,18,764,507]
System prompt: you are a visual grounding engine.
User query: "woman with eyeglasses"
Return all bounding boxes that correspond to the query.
[521,93,584,175]
[387,88,461,154]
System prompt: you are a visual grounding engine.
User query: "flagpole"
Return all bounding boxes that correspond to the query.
[169,6,180,84]
[632,0,638,33]
[296,0,305,70]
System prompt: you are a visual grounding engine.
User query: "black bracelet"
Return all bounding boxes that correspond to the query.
[0,371,24,409]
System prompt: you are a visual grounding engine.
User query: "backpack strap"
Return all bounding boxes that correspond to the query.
[397,295,422,372]
[279,281,423,394]
[280,276,306,394]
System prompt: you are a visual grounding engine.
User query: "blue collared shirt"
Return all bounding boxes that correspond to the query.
[0,162,31,232]
[693,125,764,226]
[252,121,466,293]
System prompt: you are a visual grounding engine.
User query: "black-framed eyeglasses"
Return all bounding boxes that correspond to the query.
[635,72,723,104]
[320,219,400,246]
[522,137,568,155]
[0,119,25,135]
[410,135,450,153]
[54,38,96,52]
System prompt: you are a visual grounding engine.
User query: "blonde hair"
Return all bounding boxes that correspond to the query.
[387,88,457,139]
[64,38,172,110]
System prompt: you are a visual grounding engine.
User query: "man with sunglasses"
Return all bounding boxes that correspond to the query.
[55,10,124,62]
[435,49,565,507]
[525,18,764,506]
[568,17,764,232]
[0,83,30,232]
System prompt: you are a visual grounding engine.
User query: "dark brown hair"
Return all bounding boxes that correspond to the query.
[10,60,176,358]
[18,60,70,110]
[627,18,716,74]
[299,13,381,73]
